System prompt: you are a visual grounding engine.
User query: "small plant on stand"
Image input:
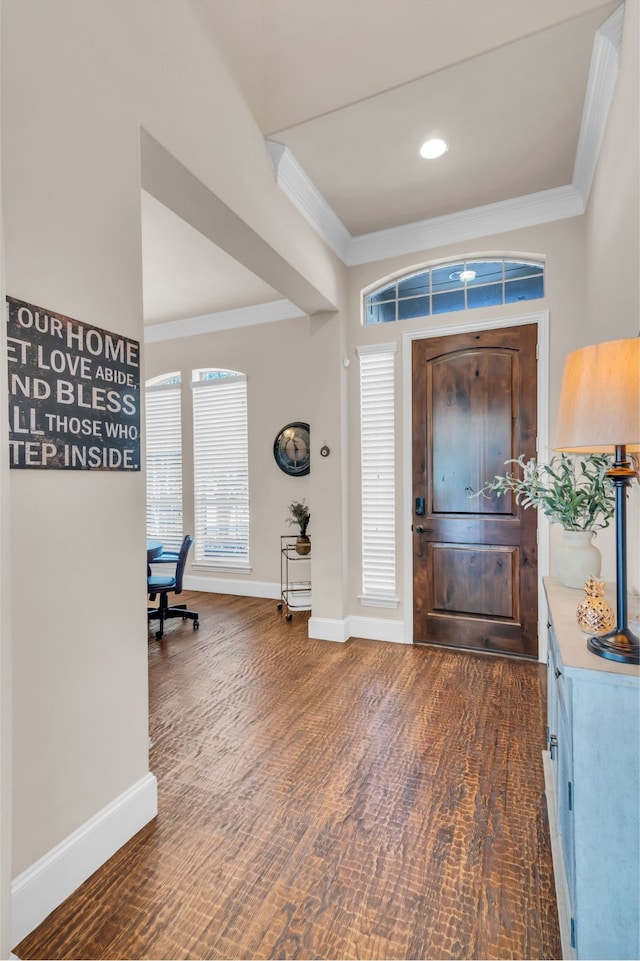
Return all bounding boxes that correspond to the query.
[287,500,310,554]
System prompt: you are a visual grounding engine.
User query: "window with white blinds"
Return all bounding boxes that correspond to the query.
[145,373,183,552]
[358,344,398,605]
[192,369,249,568]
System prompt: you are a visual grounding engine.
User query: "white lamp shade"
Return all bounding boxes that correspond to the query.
[555,338,640,453]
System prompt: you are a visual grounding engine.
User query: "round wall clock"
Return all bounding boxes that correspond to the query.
[273,422,310,476]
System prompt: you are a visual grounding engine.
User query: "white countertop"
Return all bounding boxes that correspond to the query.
[543,576,640,679]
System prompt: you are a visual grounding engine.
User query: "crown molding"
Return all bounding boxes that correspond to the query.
[267,5,622,267]
[266,141,351,262]
[268,152,585,269]
[346,185,584,266]
[144,298,306,343]
[572,3,624,204]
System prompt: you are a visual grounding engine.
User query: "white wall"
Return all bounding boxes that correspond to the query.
[0,4,13,954]
[146,316,312,588]
[145,306,352,622]
[583,0,639,590]
[1,0,345,944]
[2,0,151,879]
[584,0,639,342]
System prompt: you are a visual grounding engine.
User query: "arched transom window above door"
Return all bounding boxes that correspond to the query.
[363,257,544,325]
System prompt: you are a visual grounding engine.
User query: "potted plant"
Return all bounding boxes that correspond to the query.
[286,500,310,554]
[475,452,615,588]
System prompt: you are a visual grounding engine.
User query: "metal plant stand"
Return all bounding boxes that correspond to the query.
[277,535,312,620]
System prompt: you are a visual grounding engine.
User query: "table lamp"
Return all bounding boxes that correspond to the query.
[555,337,640,664]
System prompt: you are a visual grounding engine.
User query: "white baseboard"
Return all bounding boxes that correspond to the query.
[308,617,349,642]
[11,772,157,948]
[184,575,279,599]
[308,615,406,644]
[185,582,408,646]
[182,581,408,645]
[347,615,407,644]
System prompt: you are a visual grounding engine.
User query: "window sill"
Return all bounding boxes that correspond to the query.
[192,562,252,575]
[358,594,400,610]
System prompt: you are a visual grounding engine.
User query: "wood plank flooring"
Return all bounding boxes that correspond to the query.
[16,592,561,960]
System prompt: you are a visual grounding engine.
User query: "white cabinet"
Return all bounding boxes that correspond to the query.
[543,577,640,960]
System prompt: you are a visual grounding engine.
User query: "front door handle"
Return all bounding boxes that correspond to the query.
[415,525,433,534]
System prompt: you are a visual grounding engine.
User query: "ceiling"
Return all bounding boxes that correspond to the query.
[142,0,619,326]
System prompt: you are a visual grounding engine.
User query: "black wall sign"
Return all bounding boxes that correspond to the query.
[6,297,141,470]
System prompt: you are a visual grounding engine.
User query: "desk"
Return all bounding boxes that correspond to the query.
[147,538,163,563]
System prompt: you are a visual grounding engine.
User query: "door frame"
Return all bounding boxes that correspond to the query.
[401,310,550,661]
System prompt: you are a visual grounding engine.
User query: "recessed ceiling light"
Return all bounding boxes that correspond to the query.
[419,138,448,160]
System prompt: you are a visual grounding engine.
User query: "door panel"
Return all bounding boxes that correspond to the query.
[412,324,538,658]
[431,349,515,514]
[430,544,517,618]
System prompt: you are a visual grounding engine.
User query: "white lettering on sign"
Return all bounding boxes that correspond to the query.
[6,297,141,471]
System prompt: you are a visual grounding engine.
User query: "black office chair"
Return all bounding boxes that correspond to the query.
[147,534,199,640]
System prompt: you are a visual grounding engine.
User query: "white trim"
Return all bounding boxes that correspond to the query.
[401,310,550,660]
[266,142,352,262]
[357,594,400,609]
[307,615,407,644]
[268,142,583,267]
[184,574,279,599]
[348,616,407,644]
[11,773,157,948]
[347,186,583,266]
[572,4,624,205]
[189,563,252,575]
[356,341,397,357]
[307,617,349,643]
[186,583,407,644]
[144,299,306,343]
[536,313,551,664]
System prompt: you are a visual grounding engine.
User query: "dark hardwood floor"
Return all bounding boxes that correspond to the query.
[16,591,561,960]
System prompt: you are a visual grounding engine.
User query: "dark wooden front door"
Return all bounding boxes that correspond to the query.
[412,324,538,657]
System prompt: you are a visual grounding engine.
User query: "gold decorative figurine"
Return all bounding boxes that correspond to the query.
[576,576,616,636]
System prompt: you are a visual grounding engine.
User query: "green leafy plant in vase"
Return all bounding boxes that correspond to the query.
[286,500,310,554]
[475,452,615,588]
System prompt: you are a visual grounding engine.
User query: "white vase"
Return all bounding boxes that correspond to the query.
[555,529,601,589]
